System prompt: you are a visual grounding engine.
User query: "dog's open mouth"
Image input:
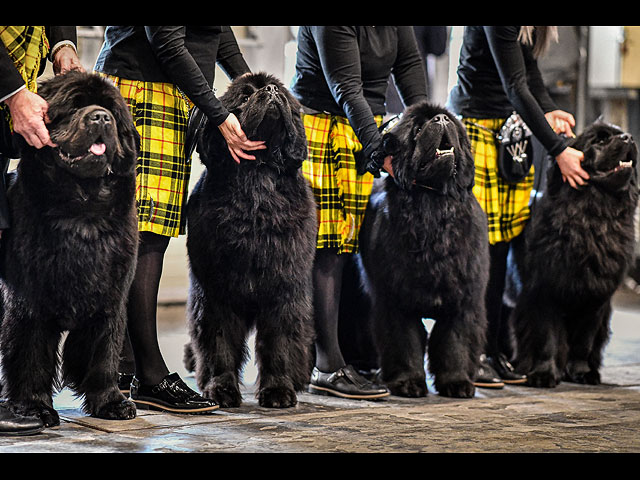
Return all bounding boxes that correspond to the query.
[436,147,454,159]
[612,160,633,172]
[58,141,107,163]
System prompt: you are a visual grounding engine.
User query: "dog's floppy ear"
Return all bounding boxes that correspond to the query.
[282,102,308,169]
[196,119,228,168]
[109,94,140,176]
[382,130,403,158]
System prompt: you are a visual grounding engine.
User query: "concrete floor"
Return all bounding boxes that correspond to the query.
[1,286,639,454]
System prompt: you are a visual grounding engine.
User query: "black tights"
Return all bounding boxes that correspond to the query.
[485,241,510,358]
[119,231,171,385]
[312,248,349,372]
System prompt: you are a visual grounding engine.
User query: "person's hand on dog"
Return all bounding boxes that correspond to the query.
[52,45,85,75]
[4,88,55,149]
[545,109,577,138]
[556,146,589,189]
[383,155,394,177]
[545,110,589,189]
[218,113,266,163]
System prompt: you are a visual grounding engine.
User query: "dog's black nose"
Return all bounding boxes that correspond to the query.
[432,114,450,126]
[89,110,112,125]
[265,84,278,95]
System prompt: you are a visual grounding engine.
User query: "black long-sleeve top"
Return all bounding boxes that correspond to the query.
[448,26,567,157]
[94,26,249,126]
[291,26,428,159]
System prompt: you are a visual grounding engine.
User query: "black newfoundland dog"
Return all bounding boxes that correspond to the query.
[0,71,140,427]
[184,72,316,408]
[513,120,638,388]
[355,102,489,398]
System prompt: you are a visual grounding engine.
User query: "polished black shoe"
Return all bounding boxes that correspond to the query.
[487,354,527,385]
[308,365,390,400]
[473,354,505,389]
[130,373,219,414]
[0,403,45,436]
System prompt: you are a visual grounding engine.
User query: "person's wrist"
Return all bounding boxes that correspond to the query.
[365,148,387,177]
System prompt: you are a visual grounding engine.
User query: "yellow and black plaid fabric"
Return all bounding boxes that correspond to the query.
[0,26,49,94]
[301,112,382,254]
[0,26,49,130]
[102,75,192,238]
[463,117,534,245]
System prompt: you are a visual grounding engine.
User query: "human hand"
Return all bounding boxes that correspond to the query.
[52,45,85,75]
[556,146,589,189]
[4,88,55,149]
[382,155,394,177]
[218,113,266,163]
[545,110,576,137]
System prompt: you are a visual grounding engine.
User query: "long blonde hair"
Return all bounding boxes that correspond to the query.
[518,26,559,58]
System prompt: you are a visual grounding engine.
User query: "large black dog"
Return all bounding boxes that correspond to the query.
[513,120,638,387]
[184,72,316,408]
[355,102,489,398]
[0,71,140,427]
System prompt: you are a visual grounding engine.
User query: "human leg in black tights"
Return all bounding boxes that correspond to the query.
[482,240,526,383]
[121,231,171,386]
[486,241,510,359]
[309,248,390,398]
[312,248,348,373]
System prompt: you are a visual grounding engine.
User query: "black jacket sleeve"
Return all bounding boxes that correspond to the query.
[144,26,249,126]
[0,46,24,101]
[46,26,77,53]
[484,26,566,157]
[391,26,428,109]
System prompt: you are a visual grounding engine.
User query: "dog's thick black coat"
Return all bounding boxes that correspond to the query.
[0,71,140,426]
[513,120,638,387]
[356,102,489,398]
[184,72,316,408]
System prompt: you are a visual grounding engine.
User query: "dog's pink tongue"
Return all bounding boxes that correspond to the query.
[90,143,106,156]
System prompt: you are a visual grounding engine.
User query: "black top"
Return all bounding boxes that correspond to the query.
[94,26,249,126]
[448,26,566,157]
[291,26,427,159]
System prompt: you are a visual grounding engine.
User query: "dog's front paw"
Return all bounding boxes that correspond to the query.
[204,381,242,408]
[387,378,428,398]
[527,370,559,388]
[564,360,601,385]
[258,386,297,408]
[94,399,137,420]
[11,402,60,428]
[437,380,475,398]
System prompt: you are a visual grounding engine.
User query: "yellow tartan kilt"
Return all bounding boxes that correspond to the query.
[101,74,192,238]
[463,117,535,245]
[301,113,382,254]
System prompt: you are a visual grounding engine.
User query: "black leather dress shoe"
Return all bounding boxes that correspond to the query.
[0,404,45,436]
[487,354,527,384]
[308,365,390,400]
[130,373,219,414]
[473,354,505,389]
